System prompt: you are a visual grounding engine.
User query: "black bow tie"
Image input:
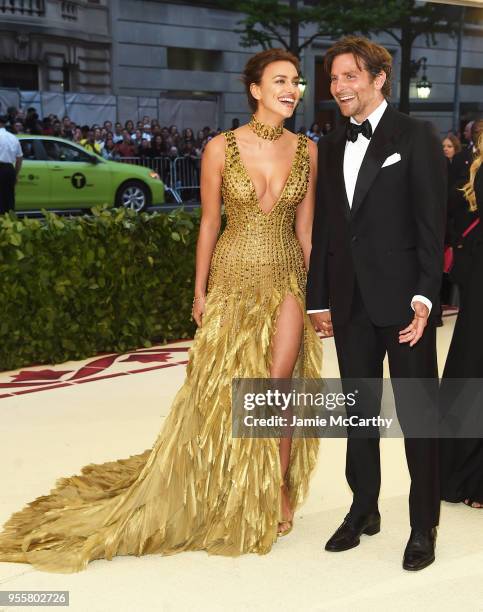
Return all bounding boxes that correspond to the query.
[346,119,373,143]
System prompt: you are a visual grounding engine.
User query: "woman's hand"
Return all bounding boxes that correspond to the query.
[192,296,206,327]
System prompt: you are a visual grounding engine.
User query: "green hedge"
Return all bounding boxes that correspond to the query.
[0,207,200,371]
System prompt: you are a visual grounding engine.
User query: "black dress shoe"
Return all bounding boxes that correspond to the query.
[325,512,381,552]
[403,528,437,571]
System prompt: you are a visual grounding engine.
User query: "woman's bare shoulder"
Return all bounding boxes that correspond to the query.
[204,133,227,155]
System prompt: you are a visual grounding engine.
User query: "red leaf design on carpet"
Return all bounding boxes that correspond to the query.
[120,352,173,364]
[12,369,73,382]
[69,354,120,380]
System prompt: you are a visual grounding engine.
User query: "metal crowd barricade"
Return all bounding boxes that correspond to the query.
[116,156,183,204]
[172,156,201,202]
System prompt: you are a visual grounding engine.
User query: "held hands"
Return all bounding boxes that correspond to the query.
[309,311,333,337]
[399,301,429,347]
[191,296,206,327]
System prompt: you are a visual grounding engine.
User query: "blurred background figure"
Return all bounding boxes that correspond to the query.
[306,122,321,143]
[442,134,461,163]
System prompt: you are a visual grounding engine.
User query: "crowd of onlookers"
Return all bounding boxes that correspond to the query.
[1,106,222,161]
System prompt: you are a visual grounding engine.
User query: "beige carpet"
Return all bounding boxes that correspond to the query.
[0,314,482,612]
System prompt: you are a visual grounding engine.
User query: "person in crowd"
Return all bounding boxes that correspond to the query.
[440,130,483,510]
[24,108,41,134]
[440,133,464,314]
[0,114,23,214]
[182,127,195,147]
[322,122,333,136]
[442,134,462,163]
[462,120,474,147]
[41,117,53,135]
[113,122,124,144]
[103,120,113,133]
[13,121,25,135]
[195,131,209,156]
[116,129,137,158]
[446,120,483,280]
[142,124,152,142]
[81,129,102,155]
[62,116,73,140]
[182,141,199,158]
[450,120,482,190]
[150,134,164,157]
[138,138,153,159]
[52,121,63,138]
[168,144,179,158]
[131,128,143,148]
[72,126,82,143]
[169,125,181,146]
[79,125,90,143]
[306,122,321,143]
[93,127,104,152]
[101,136,120,161]
[6,106,18,131]
[0,46,320,573]
[125,119,135,134]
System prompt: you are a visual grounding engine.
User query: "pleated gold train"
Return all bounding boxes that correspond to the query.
[0,131,322,573]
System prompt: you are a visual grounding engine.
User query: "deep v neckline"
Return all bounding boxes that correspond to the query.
[231,131,302,216]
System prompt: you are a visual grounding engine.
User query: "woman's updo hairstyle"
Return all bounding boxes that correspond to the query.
[242,48,300,113]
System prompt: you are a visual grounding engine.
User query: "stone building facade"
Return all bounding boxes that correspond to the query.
[1,0,483,133]
[0,0,111,93]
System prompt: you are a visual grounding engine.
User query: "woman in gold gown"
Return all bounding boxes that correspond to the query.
[0,49,322,573]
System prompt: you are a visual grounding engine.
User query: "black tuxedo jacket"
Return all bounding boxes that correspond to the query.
[307,104,447,327]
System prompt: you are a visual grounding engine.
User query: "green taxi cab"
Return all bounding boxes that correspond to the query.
[15,135,165,213]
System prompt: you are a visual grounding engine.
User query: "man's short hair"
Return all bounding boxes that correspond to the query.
[324,35,393,98]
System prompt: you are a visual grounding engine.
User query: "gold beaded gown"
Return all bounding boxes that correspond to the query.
[0,131,322,573]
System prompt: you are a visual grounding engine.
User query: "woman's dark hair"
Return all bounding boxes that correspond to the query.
[242,48,300,113]
[324,36,393,98]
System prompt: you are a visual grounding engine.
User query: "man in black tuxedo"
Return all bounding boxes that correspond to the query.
[307,37,447,571]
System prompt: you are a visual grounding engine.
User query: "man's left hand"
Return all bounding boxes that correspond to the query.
[399,301,429,347]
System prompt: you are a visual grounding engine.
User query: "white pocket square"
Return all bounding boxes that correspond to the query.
[381,152,401,168]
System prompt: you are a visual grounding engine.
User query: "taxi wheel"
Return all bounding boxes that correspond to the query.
[115,181,151,213]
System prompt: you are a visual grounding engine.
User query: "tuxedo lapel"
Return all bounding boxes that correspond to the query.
[350,105,400,218]
[328,127,351,219]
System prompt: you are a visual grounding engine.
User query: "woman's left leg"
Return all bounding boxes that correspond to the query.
[269,294,304,534]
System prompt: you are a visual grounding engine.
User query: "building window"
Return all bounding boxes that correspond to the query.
[461,67,483,86]
[0,63,39,89]
[167,47,222,72]
[61,65,71,92]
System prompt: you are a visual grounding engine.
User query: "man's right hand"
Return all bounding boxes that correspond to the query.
[309,311,333,336]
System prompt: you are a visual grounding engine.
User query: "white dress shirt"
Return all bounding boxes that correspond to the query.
[0,127,23,164]
[308,99,432,315]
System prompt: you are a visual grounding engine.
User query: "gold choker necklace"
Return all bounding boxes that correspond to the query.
[248,115,284,141]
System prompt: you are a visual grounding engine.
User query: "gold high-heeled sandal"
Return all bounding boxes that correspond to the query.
[277,483,294,537]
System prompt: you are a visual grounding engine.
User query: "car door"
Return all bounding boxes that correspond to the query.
[41,140,111,209]
[15,139,51,210]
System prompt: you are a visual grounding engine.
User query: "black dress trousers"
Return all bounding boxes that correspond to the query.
[333,280,441,530]
[0,162,16,214]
